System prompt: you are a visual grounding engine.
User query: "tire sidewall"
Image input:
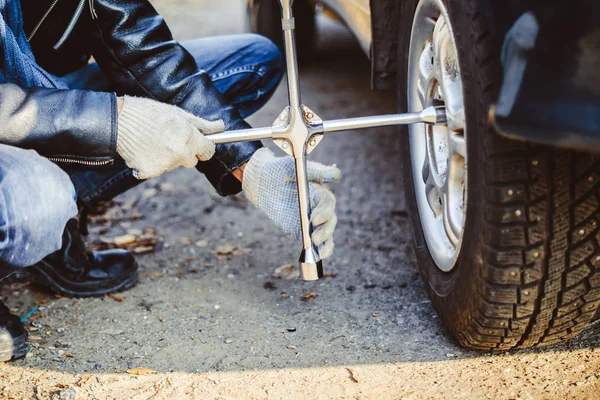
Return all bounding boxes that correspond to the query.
[398,0,497,334]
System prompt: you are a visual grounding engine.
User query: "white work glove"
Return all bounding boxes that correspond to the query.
[116,96,224,179]
[242,148,341,259]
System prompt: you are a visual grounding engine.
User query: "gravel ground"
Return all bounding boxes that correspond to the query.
[1,1,600,399]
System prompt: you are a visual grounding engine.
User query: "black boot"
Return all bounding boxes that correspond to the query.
[29,218,138,297]
[0,300,28,361]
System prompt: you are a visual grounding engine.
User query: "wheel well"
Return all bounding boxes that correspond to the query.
[369,0,400,90]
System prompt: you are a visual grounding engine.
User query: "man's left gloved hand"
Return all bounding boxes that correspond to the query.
[242,148,341,259]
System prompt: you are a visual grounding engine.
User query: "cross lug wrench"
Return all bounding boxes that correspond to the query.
[208,0,447,281]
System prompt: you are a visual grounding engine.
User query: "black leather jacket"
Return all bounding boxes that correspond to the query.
[2,0,262,195]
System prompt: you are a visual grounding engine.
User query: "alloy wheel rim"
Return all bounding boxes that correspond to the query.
[407,0,467,272]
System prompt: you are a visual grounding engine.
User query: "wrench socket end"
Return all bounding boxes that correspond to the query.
[299,247,323,281]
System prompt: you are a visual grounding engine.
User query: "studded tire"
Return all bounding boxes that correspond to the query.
[398,0,600,350]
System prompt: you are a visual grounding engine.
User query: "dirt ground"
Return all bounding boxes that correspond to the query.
[1,1,600,399]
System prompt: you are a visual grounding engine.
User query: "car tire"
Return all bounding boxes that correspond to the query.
[247,0,316,61]
[398,0,600,350]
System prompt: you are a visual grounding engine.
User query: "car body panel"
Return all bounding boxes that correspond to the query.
[320,0,372,54]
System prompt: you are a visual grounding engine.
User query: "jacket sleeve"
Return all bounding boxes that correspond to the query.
[88,0,262,195]
[0,83,116,163]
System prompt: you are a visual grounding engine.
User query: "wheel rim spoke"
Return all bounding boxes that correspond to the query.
[417,41,435,107]
[450,133,466,158]
[425,170,442,217]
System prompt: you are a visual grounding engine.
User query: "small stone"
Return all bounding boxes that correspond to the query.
[142,188,158,198]
[346,285,356,292]
[225,338,233,344]
[227,274,235,279]
[94,364,102,370]
[127,362,138,370]
[59,388,76,399]
[214,305,220,310]
[195,240,208,247]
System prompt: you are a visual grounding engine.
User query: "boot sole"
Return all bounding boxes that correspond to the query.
[29,268,138,298]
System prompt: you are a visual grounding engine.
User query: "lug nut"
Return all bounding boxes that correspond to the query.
[310,139,317,146]
[282,142,288,149]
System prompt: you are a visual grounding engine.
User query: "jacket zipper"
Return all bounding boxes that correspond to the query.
[27,0,61,42]
[47,157,112,166]
[53,0,87,50]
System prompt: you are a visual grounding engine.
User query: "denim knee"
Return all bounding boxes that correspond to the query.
[0,146,77,268]
[248,33,284,88]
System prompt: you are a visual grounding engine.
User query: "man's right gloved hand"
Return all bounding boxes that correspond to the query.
[242,148,341,259]
[116,96,224,180]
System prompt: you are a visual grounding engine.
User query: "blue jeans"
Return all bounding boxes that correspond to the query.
[0,34,282,271]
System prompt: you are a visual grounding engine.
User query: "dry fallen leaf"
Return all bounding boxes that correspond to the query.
[301,292,317,302]
[286,345,297,350]
[152,272,164,277]
[214,244,251,259]
[60,353,75,358]
[129,212,144,220]
[105,293,125,302]
[372,313,380,317]
[29,335,42,341]
[347,367,360,383]
[273,264,300,280]
[281,293,290,300]
[159,317,166,323]
[126,368,158,376]
[113,234,137,246]
[131,246,154,254]
[77,375,91,387]
[195,240,208,247]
